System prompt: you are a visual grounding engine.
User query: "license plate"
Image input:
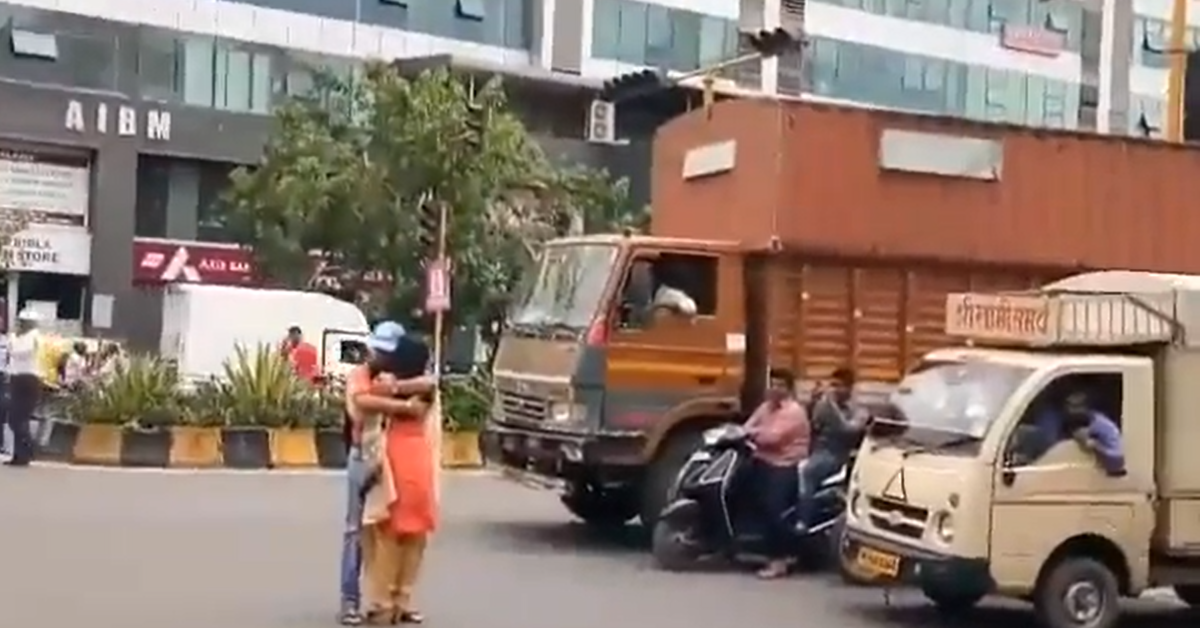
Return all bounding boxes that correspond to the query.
[855,546,901,578]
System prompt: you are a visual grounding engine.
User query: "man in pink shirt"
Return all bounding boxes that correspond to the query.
[743,367,811,579]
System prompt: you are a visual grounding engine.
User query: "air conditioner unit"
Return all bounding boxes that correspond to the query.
[586,99,615,144]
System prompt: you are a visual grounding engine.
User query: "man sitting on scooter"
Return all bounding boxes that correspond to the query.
[796,367,868,532]
[743,367,811,579]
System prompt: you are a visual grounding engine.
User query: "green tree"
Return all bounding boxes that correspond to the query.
[222,61,637,325]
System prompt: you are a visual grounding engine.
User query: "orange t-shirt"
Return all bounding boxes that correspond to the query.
[288,341,319,382]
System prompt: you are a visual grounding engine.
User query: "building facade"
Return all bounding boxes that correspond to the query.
[0,0,650,348]
[0,0,1185,348]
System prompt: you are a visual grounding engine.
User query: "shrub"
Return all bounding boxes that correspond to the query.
[441,372,489,433]
[66,355,181,428]
[218,344,314,429]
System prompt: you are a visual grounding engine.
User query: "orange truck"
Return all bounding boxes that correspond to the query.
[479,98,1200,528]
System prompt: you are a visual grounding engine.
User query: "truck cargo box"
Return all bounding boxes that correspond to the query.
[652,99,1200,273]
[759,254,1066,394]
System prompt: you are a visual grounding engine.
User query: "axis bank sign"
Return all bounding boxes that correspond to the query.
[133,238,254,286]
[131,238,393,287]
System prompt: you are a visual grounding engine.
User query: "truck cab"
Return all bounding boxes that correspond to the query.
[843,270,1200,628]
[480,233,761,527]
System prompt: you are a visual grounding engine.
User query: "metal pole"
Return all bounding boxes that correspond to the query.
[429,200,448,503]
[1166,0,1188,142]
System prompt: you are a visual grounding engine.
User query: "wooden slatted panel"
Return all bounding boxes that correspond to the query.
[767,261,806,373]
[856,267,905,382]
[906,268,971,367]
[970,270,1039,293]
[799,264,853,380]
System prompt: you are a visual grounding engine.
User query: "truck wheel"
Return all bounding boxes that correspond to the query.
[1172,585,1200,606]
[1034,557,1121,628]
[561,485,638,527]
[639,429,704,529]
[922,586,984,615]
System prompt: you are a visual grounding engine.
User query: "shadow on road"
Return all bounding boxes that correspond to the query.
[842,598,1198,628]
[482,520,650,556]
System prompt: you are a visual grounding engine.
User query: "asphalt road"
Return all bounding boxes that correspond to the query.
[0,466,1194,628]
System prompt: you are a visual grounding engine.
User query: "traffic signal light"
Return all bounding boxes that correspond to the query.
[418,200,439,253]
[600,69,672,103]
[464,101,485,150]
[1184,49,1200,141]
[747,28,800,57]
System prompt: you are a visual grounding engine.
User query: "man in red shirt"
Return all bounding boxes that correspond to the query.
[282,325,319,383]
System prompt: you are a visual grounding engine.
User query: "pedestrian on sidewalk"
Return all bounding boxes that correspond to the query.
[338,322,434,625]
[3,309,43,467]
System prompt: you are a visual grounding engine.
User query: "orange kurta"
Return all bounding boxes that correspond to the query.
[384,414,437,535]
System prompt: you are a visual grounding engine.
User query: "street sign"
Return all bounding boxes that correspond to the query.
[424,258,451,313]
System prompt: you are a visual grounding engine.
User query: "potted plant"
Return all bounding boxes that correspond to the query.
[312,379,348,469]
[440,373,488,468]
[64,355,179,466]
[171,379,227,468]
[218,344,312,468]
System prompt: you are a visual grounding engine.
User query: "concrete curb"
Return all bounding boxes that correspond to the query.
[26,419,483,470]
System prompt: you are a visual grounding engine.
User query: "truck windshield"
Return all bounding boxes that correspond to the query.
[885,360,1033,442]
[509,244,619,331]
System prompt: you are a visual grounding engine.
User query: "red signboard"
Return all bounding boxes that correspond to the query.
[133,238,256,286]
[1000,25,1066,57]
[132,237,397,288]
[424,258,451,312]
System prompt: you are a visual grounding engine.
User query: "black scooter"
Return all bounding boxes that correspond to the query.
[651,423,848,572]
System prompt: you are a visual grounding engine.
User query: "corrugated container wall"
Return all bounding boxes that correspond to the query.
[653,99,1200,272]
[761,257,1058,392]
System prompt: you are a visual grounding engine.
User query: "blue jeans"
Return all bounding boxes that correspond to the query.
[340,448,368,608]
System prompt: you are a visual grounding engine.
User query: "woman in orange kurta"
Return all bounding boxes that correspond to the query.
[361,334,437,625]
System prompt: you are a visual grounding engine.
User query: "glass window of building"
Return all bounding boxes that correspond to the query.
[806,36,1080,129]
[181,37,216,108]
[592,0,738,71]
[815,0,1081,51]
[1133,17,1200,69]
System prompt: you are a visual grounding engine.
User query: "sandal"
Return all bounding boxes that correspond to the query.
[363,608,399,625]
[399,610,425,624]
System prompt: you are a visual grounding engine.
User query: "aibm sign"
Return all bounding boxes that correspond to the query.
[63,100,171,141]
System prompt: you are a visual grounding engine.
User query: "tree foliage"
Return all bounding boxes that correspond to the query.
[222,61,641,325]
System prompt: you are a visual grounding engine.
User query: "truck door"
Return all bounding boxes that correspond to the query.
[601,249,741,429]
[989,365,1154,592]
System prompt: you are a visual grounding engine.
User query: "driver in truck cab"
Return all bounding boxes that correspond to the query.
[1022,390,1126,477]
[629,259,697,318]
[743,367,811,579]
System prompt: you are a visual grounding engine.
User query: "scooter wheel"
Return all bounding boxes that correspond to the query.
[651,517,702,572]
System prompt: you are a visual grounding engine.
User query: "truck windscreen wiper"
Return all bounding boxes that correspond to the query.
[901,434,980,458]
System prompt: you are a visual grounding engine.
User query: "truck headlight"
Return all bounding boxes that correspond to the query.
[849,489,863,520]
[548,402,585,422]
[932,511,954,543]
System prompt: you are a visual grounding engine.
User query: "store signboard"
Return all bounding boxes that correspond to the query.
[0,150,90,226]
[0,225,91,275]
[133,238,255,286]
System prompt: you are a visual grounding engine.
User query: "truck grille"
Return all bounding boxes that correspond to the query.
[866,497,928,540]
[496,390,548,422]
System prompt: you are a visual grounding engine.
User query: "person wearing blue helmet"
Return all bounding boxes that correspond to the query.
[338,321,435,625]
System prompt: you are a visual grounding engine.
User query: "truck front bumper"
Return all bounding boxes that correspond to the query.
[480,421,645,488]
[840,526,993,596]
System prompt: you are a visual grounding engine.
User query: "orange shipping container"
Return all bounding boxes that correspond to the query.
[652,99,1200,273]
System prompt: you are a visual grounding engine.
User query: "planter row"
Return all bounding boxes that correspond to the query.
[31,419,484,470]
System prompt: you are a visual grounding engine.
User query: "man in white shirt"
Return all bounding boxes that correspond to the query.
[4,309,42,467]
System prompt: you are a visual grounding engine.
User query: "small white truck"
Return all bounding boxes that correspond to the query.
[159,284,369,382]
[841,270,1200,628]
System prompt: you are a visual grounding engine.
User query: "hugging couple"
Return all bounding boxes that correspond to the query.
[339,321,440,626]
